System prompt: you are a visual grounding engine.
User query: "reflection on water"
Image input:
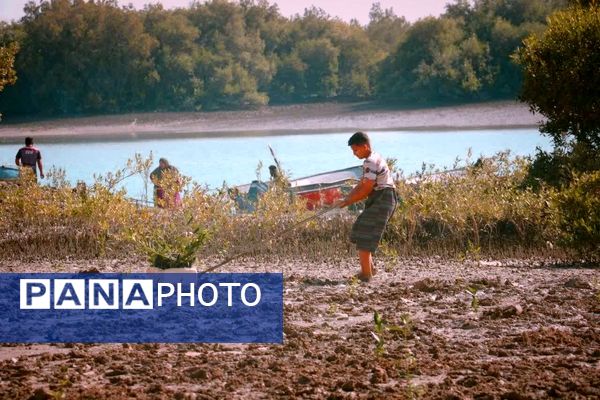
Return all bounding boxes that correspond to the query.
[0,129,552,198]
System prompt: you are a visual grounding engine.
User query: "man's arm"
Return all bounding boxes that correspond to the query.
[15,150,21,167]
[337,178,375,208]
[37,159,44,179]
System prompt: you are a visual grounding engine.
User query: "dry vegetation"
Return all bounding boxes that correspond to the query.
[1,151,598,265]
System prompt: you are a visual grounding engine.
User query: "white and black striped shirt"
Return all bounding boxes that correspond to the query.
[363,152,394,190]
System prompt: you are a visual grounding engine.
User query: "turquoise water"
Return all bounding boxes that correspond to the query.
[0,129,552,199]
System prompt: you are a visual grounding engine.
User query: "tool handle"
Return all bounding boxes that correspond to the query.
[200,205,339,273]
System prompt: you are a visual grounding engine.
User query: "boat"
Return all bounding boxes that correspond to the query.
[235,165,363,210]
[0,166,20,181]
[289,166,363,209]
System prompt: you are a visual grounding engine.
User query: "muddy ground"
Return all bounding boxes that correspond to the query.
[0,101,541,142]
[0,257,598,399]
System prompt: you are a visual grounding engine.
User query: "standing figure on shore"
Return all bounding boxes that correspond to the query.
[150,158,182,208]
[335,132,397,282]
[15,136,44,180]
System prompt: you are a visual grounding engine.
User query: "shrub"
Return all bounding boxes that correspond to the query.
[550,171,600,257]
[388,151,553,256]
[1,150,596,263]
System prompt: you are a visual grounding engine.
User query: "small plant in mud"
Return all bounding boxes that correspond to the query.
[468,240,481,261]
[327,302,338,316]
[403,379,425,400]
[388,315,421,397]
[378,240,399,272]
[347,275,360,297]
[458,240,481,263]
[372,311,414,356]
[393,313,414,340]
[372,310,386,356]
[396,347,419,378]
[466,286,479,311]
[52,364,73,399]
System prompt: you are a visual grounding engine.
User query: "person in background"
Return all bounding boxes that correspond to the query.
[150,158,182,208]
[268,164,290,189]
[269,165,280,180]
[15,137,44,180]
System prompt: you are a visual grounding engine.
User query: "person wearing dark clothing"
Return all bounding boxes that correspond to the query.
[15,137,44,179]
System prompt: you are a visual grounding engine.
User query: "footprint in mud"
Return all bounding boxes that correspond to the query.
[301,277,346,286]
[413,278,453,293]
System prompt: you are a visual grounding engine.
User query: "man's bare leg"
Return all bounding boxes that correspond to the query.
[358,249,373,280]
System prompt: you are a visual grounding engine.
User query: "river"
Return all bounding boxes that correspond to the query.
[0,128,552,199]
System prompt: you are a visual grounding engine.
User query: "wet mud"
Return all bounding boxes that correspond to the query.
[0,258,598,399]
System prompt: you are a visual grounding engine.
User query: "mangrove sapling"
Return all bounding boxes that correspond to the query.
[127,212,210,269]
[152,226,209,269]
[347,275,360,298]
[403,380,425,400]
[466,286,479,311]
[372,310,386,356]
[327,302,338,316]
[372,311,414,356]
[395,347,419,380]
[372,310,421,396]
[387,313,414,341]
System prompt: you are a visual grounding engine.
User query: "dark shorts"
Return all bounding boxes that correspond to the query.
[350,188,397,253]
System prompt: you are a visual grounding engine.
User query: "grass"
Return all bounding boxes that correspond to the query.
[0,150,598,263]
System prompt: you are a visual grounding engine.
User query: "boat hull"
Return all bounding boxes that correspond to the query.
[236,165,362,210]
[0,166,19,181]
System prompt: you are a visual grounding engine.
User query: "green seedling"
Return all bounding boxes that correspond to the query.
[404,381,425,400]
[372,311,414,356]
[466,286,479,311]
[372,310,386,356]
[387,312,414,340]
[396,347,418,379]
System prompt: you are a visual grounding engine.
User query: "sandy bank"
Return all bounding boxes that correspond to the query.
[0,101,543,143]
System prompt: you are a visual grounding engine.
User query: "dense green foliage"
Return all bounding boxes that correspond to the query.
[551,171,600,255]
[0,42,17,93]
[0,0,568,117]
[517,2,599,177]
[515,2,600,191]
[0,39,18,119]
[517,2,600,148]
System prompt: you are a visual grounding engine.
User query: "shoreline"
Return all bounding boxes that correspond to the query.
[0,100,543,144]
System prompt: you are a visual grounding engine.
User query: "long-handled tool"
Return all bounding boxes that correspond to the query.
[200,205,339,273]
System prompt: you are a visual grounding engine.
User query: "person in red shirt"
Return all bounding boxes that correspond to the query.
[15,137,44,180]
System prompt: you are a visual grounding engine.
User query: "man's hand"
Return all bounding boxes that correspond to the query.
[337,178,375,209]
[332,198,347,209]
[40,173,45,179]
